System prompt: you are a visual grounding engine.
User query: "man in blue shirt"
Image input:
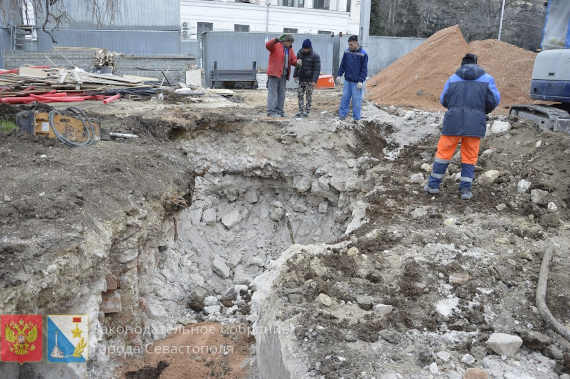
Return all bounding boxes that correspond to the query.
[337,35,368,121]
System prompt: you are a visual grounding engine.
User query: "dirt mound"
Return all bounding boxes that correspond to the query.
[367,25,468,111]
[367,25,537,113]
[470,39,537,109]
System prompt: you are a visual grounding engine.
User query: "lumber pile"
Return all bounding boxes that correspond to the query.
[0,66,159,104]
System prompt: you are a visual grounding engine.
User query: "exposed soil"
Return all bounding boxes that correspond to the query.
[1,87,568,379]
[121,322,253,379]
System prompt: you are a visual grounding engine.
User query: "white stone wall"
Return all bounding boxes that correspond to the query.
[180,0,360,39]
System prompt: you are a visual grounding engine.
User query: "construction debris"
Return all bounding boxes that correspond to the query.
[16,107,100,147]
[0,65,159,104]
[110,132,138,139]
[94,48,118,72]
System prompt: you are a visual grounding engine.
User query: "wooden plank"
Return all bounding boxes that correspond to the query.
[18,67,49,78]
[82,72,143,84]
[121,74,159,83]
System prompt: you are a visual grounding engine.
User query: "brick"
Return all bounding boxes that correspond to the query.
[101,290,122,313]
[463,368,489,379]
[105,274,119,290]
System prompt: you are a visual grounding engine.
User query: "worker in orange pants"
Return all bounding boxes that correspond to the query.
[427,136,480,195]
[425,53,500,199]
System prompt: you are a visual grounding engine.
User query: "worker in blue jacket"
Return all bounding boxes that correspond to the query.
[424,53,501,200]
[337,35,368,121]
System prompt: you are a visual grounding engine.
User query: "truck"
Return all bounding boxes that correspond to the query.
[509,0,570,133]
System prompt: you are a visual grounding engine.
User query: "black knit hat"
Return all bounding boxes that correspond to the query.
[461,53,478,65]
[348,35,358,42]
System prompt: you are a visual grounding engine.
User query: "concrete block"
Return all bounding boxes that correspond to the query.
[478,170,501,186]
[487,333,523,357]
[212,256,231,279]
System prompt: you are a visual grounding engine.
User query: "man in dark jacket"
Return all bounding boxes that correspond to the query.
[424,53,501,200]
[294,39,321,118]
[337,35,368,121]
[265,34,298,117]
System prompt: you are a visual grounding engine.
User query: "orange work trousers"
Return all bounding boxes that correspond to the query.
[435,135,481,165]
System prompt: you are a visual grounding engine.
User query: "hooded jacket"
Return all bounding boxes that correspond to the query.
[440,64,501,137]
[265,38,297,80]
[293,49,321,83]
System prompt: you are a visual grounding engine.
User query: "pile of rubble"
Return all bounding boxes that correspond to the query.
[0,91,568,379]
[0,66,160,104]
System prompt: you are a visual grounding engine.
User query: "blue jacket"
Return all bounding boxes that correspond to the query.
[440,64,501,137]
[338,48,368,83]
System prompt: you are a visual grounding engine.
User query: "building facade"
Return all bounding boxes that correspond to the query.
[180,0,360,40]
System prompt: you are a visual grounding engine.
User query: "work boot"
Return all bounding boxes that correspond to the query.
[460,190,473,200]
[424,184,440,194]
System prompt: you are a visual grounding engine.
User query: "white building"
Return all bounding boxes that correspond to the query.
[180,0,360,39]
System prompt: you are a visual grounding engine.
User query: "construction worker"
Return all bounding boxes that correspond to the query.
[424,53,501,200]
[265,34,298,117]
[293,39,321,118]
[337,35,368,121]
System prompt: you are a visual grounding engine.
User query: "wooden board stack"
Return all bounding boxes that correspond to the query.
[0,66,159,99]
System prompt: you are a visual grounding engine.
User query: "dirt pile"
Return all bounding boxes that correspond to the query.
[367,25,467,111]
[367,25,537,113]
[469,39,537,108]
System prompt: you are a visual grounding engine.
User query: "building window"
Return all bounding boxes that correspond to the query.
[21,0,37,41]
[197,22,213,35]
[318,30,332,35]
[234,24,250,32]
[280,0,304,6]
[346,0,351,12]
[313,0,329,9]
[283,28,298,34]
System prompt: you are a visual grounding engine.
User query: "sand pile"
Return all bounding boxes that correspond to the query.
[367,25,537,112]
[469,39,536,108]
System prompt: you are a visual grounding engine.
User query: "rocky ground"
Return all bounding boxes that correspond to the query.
[0,88,568,379]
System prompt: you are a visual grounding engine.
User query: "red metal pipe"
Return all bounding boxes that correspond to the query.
[103,93,121,104]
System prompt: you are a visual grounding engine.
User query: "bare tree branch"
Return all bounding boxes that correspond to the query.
[42,0,57,43]
[14,0,119,44]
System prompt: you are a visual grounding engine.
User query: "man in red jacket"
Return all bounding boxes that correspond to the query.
[266,34,298,117]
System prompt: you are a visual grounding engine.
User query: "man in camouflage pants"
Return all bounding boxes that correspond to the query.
[294,39,321,117]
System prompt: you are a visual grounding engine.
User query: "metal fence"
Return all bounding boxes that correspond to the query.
[201,32,335,88]
[338,35,425,78]
[2,48,195,84]
[201,32,425,87]
[0,28,11,67]
[1,27,425,85]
